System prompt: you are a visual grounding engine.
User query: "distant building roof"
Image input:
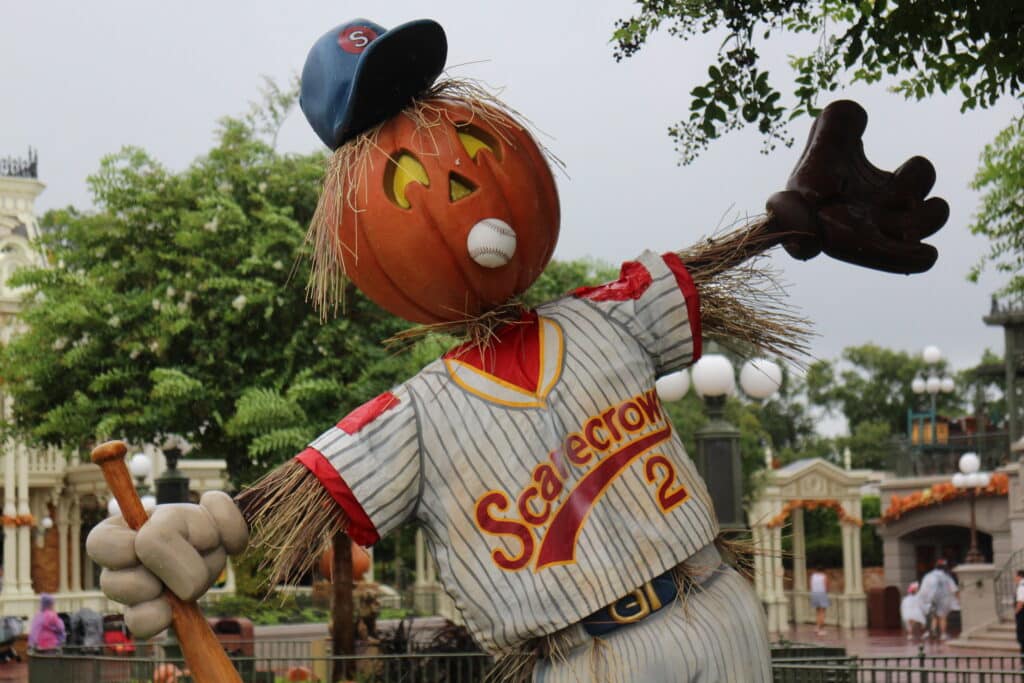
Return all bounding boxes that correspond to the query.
[0,148,37,179]
[776,458,817,475]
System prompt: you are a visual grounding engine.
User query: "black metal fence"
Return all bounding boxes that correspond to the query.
[888,432,1011,477]
[773,653,1024,683]
[30,645,493,683]
[30,644,1024,683]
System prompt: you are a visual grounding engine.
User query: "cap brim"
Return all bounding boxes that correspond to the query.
[340,19,447,144]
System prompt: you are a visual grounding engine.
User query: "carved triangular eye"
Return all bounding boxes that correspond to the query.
[449,172,477,202]
[456,123,501,161]
[384,151,429,209]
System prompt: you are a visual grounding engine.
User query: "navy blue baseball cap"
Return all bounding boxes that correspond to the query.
[300,18,447,150]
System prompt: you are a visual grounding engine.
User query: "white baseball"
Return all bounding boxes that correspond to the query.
[467,218,517,268]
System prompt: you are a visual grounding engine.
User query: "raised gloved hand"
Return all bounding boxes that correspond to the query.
[85,491,248,638]
[766,100,949,274]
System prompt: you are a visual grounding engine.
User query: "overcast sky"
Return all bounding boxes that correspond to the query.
[2,1,1021,433]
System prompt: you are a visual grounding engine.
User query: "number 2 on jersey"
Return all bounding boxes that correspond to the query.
[644,454,690,512]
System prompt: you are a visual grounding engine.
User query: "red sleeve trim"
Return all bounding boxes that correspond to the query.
[337,391,400,435]
[661,253,702,363]
[295,447,380,546]
[572,260,653,302]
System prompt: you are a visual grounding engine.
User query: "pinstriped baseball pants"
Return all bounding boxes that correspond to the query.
[532,551,772,683]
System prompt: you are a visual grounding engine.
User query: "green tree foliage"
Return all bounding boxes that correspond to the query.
[784,495,883,568]
[969,117,1024,296]
[612,1,1024,164]
[807,343,961,435]
[0,93,423,485]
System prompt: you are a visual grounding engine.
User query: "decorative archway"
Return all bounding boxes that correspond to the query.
[748,458,870,633]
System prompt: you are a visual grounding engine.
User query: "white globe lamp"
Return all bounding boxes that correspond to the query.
[129,453,152,480]
[940,377,955,394]
[953,451,989,563]
[923,345,942,364]
[739,359,782,399]
[911,376,926,394]
[107,498,121,518]
[41,516,53,530]
[656,370,690,402]
[691,355,735,398]
[959,452,981,475]
[140,494,157,510]
[926,375,941,394]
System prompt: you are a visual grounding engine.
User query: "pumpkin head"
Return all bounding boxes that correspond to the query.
[335,100,560,323]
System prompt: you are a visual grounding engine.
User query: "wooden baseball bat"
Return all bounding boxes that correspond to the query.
[91,440,242,683]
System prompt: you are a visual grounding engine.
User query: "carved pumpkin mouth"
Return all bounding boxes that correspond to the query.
[467,218,517,268]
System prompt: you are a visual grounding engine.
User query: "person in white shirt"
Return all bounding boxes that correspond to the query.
[901,582,925,640]
[809,567,830,636]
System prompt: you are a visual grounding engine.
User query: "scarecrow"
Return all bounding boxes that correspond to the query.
[87,18,948,682]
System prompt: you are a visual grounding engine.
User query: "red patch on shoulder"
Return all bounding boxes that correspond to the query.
[572,260,652,302]
[337,392,400,434]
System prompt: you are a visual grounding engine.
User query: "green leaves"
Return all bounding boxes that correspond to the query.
[968,116,1024,297]
[612,0,1024,164]
[150,368,206,401]
[0,83,419,484]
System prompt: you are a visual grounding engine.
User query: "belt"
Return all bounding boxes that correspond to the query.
[581,570,677,637]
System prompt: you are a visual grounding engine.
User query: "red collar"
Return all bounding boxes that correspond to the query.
[444,313,564,408]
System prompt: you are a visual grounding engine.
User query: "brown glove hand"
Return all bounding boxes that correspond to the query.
[766,100,949,274]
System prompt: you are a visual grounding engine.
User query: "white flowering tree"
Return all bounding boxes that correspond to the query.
[0,106,415,486]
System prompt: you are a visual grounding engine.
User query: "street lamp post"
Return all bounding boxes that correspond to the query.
[909,345,955,446]
[156,436,192,506]
[952,452,990,564]
[660,355,781,531]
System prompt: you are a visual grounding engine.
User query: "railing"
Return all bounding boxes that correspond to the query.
[27,445,65,475]
[993,547,1024,621]
[889,432,1010,477]
[773,653,1024,682]
[30,648,494,683]
[31,646,1024,683]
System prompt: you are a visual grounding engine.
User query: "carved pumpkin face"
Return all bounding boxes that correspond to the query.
[337,101,560,323]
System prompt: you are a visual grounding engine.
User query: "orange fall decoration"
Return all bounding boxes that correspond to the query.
[766,499,863,528]
[881,472,1008,524]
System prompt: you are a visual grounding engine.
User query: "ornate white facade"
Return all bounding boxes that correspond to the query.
[747,458,870,633]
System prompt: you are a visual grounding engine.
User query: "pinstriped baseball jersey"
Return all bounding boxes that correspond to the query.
[300,250,719,652]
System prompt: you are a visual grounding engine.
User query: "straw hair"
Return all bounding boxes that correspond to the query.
[677,216,814,364]
[235,460,348,588]
[306,78,556,320]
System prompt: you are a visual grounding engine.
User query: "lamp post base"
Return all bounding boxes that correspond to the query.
[964,549,986,564]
